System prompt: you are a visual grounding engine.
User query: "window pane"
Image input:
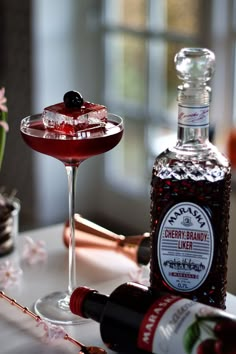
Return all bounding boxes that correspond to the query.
[233,42,236,124]
[105,34,147,104]
[149,40,200,123]
[146,124,176,159]
[167,0,202,35]
[123,118,146,179]
[105,0,148,29]
[121,0,148,28]
[105,117,147,191]
[167,41,199,114]
[233,0,236,31]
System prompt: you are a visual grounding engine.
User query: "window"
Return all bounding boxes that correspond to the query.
[28,0,235,232]
[102,0,203,194]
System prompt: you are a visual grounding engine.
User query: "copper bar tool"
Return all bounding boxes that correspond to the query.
[63,214,150,265]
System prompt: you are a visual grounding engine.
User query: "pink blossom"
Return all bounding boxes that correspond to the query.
[0,120,9,132]
[22,236,47,265]
[0,87,8,112]
[36,320,67,344]
[129,267,150,286]
[0,193,7,206]
[0,260,23,289]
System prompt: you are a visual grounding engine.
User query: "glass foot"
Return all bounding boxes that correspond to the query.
[34,291,89,325]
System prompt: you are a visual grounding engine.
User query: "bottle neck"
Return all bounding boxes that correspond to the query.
[176,83,211,149]
[70,286,108,322]
[83,292,108,322]
[177,104,209,147]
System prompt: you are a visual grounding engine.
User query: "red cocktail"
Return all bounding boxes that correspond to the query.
[21,115,123,165]
[20,91,124,325]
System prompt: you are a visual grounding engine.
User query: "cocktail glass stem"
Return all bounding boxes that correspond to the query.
[58,164,79,310]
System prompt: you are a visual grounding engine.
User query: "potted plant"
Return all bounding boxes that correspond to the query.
[0,87,20,256]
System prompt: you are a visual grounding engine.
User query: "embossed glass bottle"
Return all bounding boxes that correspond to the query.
[150,48,231,309]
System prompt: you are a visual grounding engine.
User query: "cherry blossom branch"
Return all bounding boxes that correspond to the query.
[0,87,8,171]
[0,290,83,350]
[128,266,150,286]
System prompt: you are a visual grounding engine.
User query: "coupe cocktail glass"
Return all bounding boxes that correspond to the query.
[20,112,123,324]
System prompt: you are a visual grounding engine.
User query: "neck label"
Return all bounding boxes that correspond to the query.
[178,105,209,127]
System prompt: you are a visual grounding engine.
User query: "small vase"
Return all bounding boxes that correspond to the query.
[0,197,20,256]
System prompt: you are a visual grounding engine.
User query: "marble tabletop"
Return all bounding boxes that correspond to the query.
[0,223,236,354]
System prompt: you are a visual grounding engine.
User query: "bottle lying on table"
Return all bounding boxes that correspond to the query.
[70,282,236,354]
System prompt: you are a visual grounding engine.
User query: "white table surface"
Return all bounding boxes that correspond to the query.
[1,223,236,354]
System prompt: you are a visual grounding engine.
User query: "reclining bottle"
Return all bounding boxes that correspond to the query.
[70,282,236,354]
[150,48,231,309]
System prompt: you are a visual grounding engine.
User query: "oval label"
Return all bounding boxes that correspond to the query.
[157,202,214,292]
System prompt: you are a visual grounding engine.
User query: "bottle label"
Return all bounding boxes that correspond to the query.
[137,294,235,354]
[157,202,214,292]
[178,105,209,127]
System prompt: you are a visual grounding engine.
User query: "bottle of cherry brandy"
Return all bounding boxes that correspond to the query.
[70,282,236,354]
[150,48,231,309]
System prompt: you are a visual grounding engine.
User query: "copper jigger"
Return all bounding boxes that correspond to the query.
[63,214,150,265]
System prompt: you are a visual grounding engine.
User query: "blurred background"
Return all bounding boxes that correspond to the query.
[1,1,236,291]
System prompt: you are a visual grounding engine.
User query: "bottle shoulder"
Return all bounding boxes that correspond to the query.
[153,143,231,182]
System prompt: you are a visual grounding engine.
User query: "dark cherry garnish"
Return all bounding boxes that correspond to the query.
[63,91,84,109]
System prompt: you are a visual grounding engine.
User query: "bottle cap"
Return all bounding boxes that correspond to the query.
[70,286,95,317]
[174,48,215,83]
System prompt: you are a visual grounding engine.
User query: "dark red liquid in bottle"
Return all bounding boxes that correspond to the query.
[150,47,232,310]
[150,170,231,309]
